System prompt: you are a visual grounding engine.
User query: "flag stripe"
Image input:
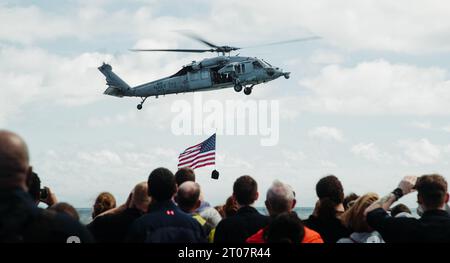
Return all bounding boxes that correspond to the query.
[192,161,215,170]
[178,156,215,169]
[179,150,201,161]
[178,152,215,167]
[179,147,201,157]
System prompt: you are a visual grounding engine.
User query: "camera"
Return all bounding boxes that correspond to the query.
[40,188,49,200]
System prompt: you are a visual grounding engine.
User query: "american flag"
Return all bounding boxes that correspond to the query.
[178,134,216,170]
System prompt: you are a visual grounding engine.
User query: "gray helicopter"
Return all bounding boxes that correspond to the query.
[98,34,318,110]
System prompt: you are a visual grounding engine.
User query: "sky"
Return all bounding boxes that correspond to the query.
[2,0,450,209]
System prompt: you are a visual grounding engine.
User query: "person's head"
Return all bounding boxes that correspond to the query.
[343,193,359,211]
[415,174,449,211]
[214,205,225,218]
[0,130,31,191]
[390,203,411,217]
[28,172,41,204]
[130,182,151,213]
[175,181,201,213]
[265,212,305,243]
[315,175,344,219]
[175,167,196,186]
[92,192,116,219]
[223,196,238,218]
[49,202,80,221]
[265,180,296,217]
[147,167,177,202]
[341,193,378,233]
[233,175,259,206]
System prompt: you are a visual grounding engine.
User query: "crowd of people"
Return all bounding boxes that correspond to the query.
[1,129,450,243]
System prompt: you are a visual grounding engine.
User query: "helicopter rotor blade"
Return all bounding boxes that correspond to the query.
[243,36,321,49]
[179,31,220,49]
[130,48,215,53]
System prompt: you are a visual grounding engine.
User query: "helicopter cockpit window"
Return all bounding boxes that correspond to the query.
[252,61,263,69]
[241,63,246,73]
[234,64,241,74]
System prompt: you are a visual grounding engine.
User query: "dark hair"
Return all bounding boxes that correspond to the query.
[49,202,80,221]
[28,172,41,202]
[148,167,177,202]
[316,175,344,219]
[265,212,305,243]
[415,174,448,210]
[233,175,258,206]
[390,203,411,217]
[175,167,196,186]
[343,193,359,210]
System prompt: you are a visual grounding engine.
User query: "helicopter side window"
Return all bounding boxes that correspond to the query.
[241,63,246,73]
[190,72,199,81]
[201,70,209,79]
[252,61,263,69]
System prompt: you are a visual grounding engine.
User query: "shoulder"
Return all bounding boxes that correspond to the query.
[302,226,324,243]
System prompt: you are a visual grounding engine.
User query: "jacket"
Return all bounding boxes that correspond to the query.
[246,225,324,243]
[126,200,206,243]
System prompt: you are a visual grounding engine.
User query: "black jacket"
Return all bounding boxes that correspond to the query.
[367,207,450,242]
[214,206,270,243]
[304,215,350,243]
[126,200,206,243]
[88,208,143,243]
[0,189,93,243]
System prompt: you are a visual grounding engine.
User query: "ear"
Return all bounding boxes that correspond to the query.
[445,193,449,203]
[265,200,270,210]
[255,191,259,201]
[292,199,297,209]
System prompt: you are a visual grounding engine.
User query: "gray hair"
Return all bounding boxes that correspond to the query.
[266,180,296,215]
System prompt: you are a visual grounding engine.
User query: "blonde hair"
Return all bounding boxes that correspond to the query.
[341,192,378,232]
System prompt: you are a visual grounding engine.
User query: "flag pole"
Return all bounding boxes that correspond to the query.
[211,131,219,180]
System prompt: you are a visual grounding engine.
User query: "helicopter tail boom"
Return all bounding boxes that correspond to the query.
[98,63,130,97]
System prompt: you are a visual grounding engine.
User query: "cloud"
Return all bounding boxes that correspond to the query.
[298,60,450,115]
[398,138,441,165]
[308,126,344,142]
[410,121,432,130]
[351,143,393,163]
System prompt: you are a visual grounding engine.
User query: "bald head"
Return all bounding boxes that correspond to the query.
[130,182,151,213]
[0,130,30,190]
[176,181,201,213]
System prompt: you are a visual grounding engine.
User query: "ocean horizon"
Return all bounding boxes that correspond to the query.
[76,207,315,225]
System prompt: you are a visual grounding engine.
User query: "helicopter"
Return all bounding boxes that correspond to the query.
[98,33,319,110]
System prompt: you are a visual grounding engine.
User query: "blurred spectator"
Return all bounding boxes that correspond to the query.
[126,167,206,243]
[366,175,450,242]
[343,193,359,211]
[49,202,80,221]
[88,182,150,242]
[265,212,305,243]
[338,193,384,243]
[0,130,92,243]
[247,180,323,243]
[214,175,269,243]
[304,175,350,243]
[92,192,116,219]
[390,203,412,217]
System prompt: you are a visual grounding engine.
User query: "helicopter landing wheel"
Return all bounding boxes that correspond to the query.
[234,84,243,92]
[137,97,148,110]
[137,104,143,110]
[244,87,252,95]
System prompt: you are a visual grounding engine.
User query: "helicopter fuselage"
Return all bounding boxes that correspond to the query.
[99,56,290,109]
